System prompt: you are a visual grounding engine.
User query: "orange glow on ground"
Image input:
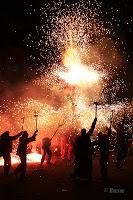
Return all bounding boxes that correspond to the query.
[0,153,43,166]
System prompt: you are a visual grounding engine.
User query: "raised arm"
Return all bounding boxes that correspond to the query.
[11,132,22,141]
[87,117,97,136]
[27,130,38,143]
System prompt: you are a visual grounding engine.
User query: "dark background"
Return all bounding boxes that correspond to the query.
[0,0,132,100]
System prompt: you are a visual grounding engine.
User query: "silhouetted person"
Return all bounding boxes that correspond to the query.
[0,131,22,176]
[72,117,97,181]
[14,130,38,180]
[127,129,133,156]
[115,125,131,168]
[41,137,52,165]
[94,126,112,180]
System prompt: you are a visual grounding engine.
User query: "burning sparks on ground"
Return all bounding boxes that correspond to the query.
[27,153,43,163]
[0,153,44,167]
[0,153,43,166]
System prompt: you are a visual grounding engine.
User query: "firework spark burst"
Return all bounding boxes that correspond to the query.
[0,1,132,165]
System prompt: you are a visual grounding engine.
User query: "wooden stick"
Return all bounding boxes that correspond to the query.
[21,117,25,131]
[94,102,99,118]
[34,111,38,130]
[110,110,114,126]
[50,119,65,141]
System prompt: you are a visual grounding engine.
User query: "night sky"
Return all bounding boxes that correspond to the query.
[0,0,132,100]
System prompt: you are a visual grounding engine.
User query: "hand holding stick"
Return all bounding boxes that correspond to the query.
[34,129,38,137]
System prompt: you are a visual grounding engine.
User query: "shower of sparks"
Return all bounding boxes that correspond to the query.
[0,1,132,165]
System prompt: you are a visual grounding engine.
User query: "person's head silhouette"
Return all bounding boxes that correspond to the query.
[81,128,86,136]
[22,131,28,139]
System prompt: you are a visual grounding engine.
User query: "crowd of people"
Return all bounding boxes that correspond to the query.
[0,116,132,182]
